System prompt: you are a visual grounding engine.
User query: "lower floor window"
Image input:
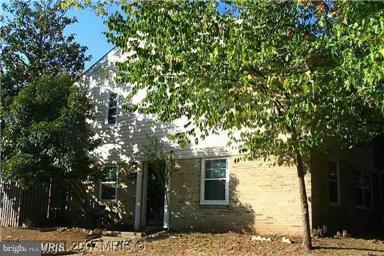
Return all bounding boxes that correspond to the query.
[200,158,229,205]
[354,170,372,208]
[100,166,118,200]
[328,161,340,205]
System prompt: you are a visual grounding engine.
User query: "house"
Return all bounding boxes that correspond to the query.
[80,48,383,236]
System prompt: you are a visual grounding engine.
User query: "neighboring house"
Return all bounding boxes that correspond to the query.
[81,48,383,236]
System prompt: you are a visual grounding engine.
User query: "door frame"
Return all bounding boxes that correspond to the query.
[134,161,170,230]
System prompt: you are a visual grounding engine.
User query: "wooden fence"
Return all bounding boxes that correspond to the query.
[0,179,67,227]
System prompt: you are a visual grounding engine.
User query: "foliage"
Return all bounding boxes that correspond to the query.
[104,1,384,249]
[139,134,173,189]
[58,0,384,249]
[59,0,124,16]
[0,0,95,186]
[0,0,90,99]
[105,0,384,164]
[1,74,99,187]
[140,134,173,163]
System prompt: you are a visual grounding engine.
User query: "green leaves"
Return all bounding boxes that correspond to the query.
[0,1,96,186]
[1,75,99,187]
[106,0,384,164]
[0,0,91,100]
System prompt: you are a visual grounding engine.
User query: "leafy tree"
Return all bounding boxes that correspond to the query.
[105,1,384,249]
[0,0,90,99]
[1,74,99,186]
[0,0,95,187]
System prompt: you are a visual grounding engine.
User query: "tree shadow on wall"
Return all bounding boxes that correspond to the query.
[169,166,256,234]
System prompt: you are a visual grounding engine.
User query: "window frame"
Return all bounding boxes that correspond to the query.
[99,165,119,201]
[354,170,373,210]
[328,160,341,207]
[105,91,120,125]
[200,157,230,205]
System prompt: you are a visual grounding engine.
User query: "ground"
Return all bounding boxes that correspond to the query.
[1,227,384,256]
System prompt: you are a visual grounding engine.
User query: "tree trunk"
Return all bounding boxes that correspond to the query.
[296,152,313,251]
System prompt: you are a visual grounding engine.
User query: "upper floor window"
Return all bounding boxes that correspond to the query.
[100,166,118,200]
[354,170,372,209]
[107,92,119,124]
[200,158,229,205]
[329,160,340,206]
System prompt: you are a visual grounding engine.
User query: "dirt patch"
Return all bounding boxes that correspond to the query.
[0,227,93,245]
[121,233,384,256]
[2,228,384,255]
[125,233,303,256]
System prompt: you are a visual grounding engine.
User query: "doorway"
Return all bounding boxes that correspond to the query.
[145,161,166,226]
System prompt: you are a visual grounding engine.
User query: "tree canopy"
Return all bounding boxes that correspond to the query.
[0,0,90,99]
[106,1,384,161]
[1,75,99,186]
[0,0,96,186]
[105,0,384,249]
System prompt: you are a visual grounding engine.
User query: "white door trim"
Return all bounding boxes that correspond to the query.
[163,164,171,229]
[135,161,169,229]
[134,163,143,231]
[141,162,149,227]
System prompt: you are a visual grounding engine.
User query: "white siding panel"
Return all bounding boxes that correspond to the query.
[82,48,237,164]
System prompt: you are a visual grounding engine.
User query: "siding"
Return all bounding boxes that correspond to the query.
[81,48,235,165]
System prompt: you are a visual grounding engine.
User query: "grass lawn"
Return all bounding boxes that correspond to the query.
[1,227,384,255]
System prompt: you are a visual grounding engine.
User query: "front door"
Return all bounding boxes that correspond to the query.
[145,161,165,226]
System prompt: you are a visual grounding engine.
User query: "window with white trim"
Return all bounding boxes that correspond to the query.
[100,166,118,200]
[354,170,372,208]
[200,158,229,205]
[107,92,119,124]
[328,160,340,205]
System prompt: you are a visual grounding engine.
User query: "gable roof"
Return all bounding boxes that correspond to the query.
[83,46,117,76]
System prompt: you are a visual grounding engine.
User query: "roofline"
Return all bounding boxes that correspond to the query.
[82,46,117,76]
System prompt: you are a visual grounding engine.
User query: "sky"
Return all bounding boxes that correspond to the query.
[64,8,114,70]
